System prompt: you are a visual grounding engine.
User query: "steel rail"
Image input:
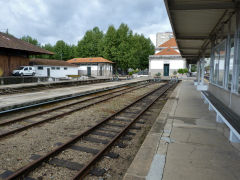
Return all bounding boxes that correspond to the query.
[73,83,175,180]
[6,82,175,180]
[0,83,153,139]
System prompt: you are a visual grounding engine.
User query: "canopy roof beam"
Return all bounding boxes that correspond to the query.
[176,36,208,40]
[168,1,236,11]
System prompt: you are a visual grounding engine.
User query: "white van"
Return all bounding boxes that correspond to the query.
[12,66,36,76]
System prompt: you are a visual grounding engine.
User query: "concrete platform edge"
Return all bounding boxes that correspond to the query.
[123,82,181,180]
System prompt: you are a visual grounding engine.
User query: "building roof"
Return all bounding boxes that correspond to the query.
[67,57,114,64]
[154,47,180,56]
[164,0,235,62]
[30,58,77,67]
[159,38,177,48]
[0,32,54,55]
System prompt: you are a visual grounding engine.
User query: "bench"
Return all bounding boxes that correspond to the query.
[201,91,240,143]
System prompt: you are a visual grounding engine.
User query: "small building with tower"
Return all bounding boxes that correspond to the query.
[149,37,186,77]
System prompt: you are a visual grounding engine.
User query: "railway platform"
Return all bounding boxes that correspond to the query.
[0,77,150,113]
[124,80,240,180]
[0,77,111,91]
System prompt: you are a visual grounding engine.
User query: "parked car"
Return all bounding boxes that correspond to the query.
[12,66,36,76]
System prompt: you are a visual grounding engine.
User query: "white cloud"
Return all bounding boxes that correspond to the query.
[0,0,172,46]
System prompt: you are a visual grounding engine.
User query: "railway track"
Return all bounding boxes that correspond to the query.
[4,81,177,180]
[0,82,153,139]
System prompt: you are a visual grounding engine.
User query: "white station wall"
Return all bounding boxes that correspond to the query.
[78,65,98,71]
[150,59,186,70]
[34,65,78,78]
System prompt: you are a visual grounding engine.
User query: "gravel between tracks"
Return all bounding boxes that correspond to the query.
[0,83,163,179]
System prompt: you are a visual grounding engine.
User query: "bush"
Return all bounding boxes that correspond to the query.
[155,72,161,77]
[128,71,133,76]
[173,71,177,75]
[178,68,188,75]
[133,69,139,74]
[191,65,197,72]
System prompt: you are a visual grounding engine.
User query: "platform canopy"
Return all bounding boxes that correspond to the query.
[164,0,238,63]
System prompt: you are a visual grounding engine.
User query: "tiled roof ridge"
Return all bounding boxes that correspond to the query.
[154,46,180,56]
[30,58,77,67]
[67,57,113,63]
[158,37,177,48]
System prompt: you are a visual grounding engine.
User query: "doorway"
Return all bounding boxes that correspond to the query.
[164,64,169,76]
[87,67,91,76]
[47,68,50,77]
[100,66,103,76]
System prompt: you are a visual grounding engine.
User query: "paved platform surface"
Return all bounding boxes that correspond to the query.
[0,77,111,90]
[0,77,149,112]
[124,80,240,180]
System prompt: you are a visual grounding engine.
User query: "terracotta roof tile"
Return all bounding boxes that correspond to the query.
[67,57,114,64]
[159,38,177,48]
[30,58,77,67]
[0,32,54,55]
[154,47,180,55]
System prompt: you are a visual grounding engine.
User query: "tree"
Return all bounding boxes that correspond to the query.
[77,27,104,57]
[21,35,40,46]
[53,40,70,60]
[40,43,55,59]
[101,23,154,73]
[19,23,155,69]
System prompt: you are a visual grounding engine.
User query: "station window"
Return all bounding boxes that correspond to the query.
[228,39,234,90]
[64,67,67,70]
[56,67,60,70]
[213,40,226,87]
[38,66,43,70]
[51,67,55,70]
[238,74,240,93]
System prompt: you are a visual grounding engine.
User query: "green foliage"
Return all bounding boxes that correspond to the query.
[20,23,155,68]
[155,72,161,77]
[77,27,104,57]
[101,23,154,71]
[178,68,188,75]
[128,71,133,76]
[21,35,40,46]
[173,71,177,75]
[133,69,139,74]
[191,64,197,72]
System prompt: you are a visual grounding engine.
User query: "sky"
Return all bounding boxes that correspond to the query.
[0,0,172,46]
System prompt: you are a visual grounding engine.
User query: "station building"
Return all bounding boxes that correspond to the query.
[29,58,78,78]
[164,0,240,142]
[0,32,53,77]
[67,57,113,77]
[149,38,187,76]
